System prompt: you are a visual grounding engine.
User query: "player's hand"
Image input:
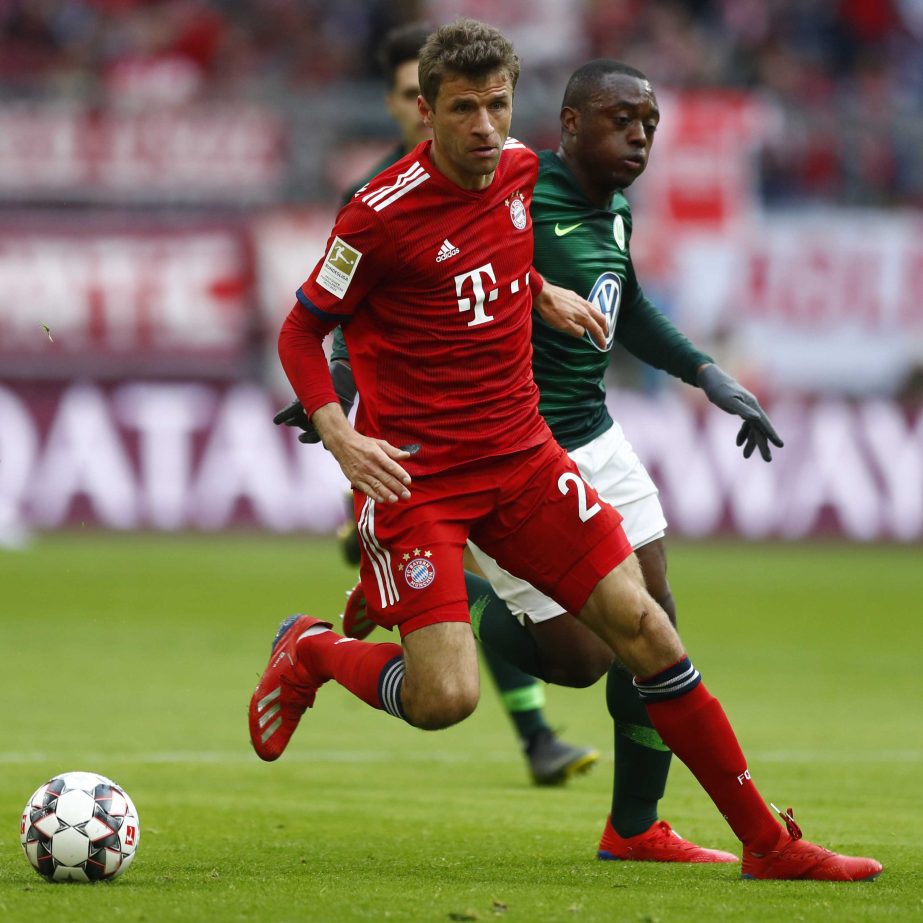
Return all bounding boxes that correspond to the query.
[534,282,608,349]
[332,433,414,504]
[273,359,358,445]
[273,399,321,443]
[697,363,784,462]
[312,403,413,503]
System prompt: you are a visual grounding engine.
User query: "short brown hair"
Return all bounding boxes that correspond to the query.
[418,18,520,106]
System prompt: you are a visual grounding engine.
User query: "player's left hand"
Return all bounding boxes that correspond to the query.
[534,282,608,349]
[273,399,320,443]
[697,363,784,462]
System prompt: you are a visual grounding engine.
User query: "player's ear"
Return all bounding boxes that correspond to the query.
[561,106,579,137]
[418,95,433,126]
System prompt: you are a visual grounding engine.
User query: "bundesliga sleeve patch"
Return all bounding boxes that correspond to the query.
[316,237,363,299]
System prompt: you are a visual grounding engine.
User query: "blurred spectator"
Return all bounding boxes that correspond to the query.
[0,0,921,205]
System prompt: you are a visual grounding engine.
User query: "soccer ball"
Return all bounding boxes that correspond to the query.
[20,771,140,882]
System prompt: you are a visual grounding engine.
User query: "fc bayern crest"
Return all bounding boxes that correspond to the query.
[404,557,436,589]
[509,195,527,230]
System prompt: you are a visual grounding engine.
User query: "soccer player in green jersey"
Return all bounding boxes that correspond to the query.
[464,58,783,861]
[280,23,599,787]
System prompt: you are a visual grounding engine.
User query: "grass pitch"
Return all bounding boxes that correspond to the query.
[0,534,921,922]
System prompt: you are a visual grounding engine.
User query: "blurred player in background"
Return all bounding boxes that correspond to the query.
[255,19,881,881]
[291,22,599,787]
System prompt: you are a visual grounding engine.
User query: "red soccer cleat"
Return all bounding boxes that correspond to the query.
[341,582,377,640]
[597,817,738,863]
[248,615,331,762]
[741,806,883,881]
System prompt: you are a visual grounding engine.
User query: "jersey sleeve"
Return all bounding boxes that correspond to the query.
[282,204,391,416]
[296,201,393,326]
[615,263,713,386]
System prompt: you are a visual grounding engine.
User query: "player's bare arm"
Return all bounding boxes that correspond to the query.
[535,281,608,349]
[312,402,412,504]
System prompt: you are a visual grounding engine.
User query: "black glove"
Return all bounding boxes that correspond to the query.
[273,359,357,444]
[697,363,783,462]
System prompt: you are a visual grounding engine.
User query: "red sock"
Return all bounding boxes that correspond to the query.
[297,630,403,711]
[645,682,781,853]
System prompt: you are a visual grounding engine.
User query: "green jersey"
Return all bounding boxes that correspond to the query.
[531,150,710,451]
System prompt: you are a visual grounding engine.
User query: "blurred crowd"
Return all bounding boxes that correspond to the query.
[1,0,922,205]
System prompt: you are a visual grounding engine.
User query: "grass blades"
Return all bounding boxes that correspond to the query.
[1,534,920,922]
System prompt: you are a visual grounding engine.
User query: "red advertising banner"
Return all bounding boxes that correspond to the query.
[0,217,256,378]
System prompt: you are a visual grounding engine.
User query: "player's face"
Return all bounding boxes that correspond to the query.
[386,59,431,152]
[566,73,659,195]
[419,69,513,190]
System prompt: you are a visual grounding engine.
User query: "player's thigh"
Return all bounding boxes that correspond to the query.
[401,621,480,727]
[634,537,675,624]
[474,439,631,618]
[579,556,683,676]
[354,489,473,637]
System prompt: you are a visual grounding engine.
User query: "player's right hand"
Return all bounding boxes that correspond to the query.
[312,404,412,503]
[534,282,608,349]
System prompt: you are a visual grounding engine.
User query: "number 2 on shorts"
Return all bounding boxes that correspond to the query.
[557,472,601,522]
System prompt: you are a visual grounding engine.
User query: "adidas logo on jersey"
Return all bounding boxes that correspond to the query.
[436,239,461,262]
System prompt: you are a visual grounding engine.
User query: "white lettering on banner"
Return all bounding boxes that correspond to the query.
[0,384,921,539]
[781,402,882,540]
[0,231,249,354]
[858,401,923,541]
[455,264,498,327]
[700,409,777,538]
[0,106,285,198]
[0,387,37,546]
[614,392,724,536]
[191,385,301,531]
[30,384,138,528]
[114,384,214,529]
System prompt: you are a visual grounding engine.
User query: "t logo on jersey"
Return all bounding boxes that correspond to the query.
[455,263,498,327]
[317,236,363,299]
[586,271,621,352]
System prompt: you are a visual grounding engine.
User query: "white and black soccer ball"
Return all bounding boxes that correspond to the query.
[20,771,140,883]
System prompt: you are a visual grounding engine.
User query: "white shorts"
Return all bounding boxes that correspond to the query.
[468,421,666,624]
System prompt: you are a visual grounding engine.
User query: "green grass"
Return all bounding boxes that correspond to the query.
[0,534,921,922]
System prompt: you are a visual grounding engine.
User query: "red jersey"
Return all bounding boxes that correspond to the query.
[280,138,552,476]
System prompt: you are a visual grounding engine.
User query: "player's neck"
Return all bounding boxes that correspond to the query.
[556,147,614,209]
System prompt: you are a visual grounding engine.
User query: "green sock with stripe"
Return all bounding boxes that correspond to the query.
[481,641,550,743]
[466,570,549,743]
[607,661,673,837]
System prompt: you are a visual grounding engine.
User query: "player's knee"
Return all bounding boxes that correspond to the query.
[406,678,479,730]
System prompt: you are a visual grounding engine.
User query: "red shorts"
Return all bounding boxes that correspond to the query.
[354,437,632,637]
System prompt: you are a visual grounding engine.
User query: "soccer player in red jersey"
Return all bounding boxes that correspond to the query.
[251,19,881,882]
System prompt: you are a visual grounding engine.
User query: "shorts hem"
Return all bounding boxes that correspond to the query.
[398,605,470,639]
[555,524,634,616]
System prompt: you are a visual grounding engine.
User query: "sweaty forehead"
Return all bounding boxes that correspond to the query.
[589,73,657,112]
